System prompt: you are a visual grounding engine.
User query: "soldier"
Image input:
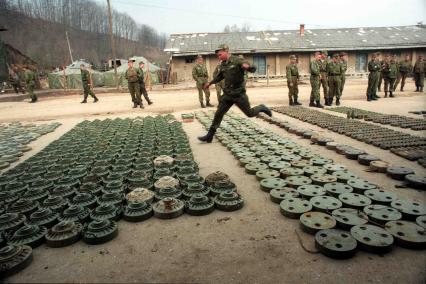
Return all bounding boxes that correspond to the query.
[339,52,348,95]
[394,55,412,91]
[125,60,143,108]
[192,55,213,108]
[286,55,301,106]
[377,53,384,92]
[309,51,323,108]
[382,55,398,98]
[80,64,98,103]
[366,53,381,101]
[198,44,272,143]
[213,61,224,103]
[413,55,425,92]
[319,51,329,104]
[138,62,153,105]
[23,65,37,103]
[9,65,25,94]
[326,54,342,106]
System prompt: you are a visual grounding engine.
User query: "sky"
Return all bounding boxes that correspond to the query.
[105,0,426,34]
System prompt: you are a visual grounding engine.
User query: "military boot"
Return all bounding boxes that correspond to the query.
[367,95,372,102]
[206,101,214,107]
[315,100,324,108]
[288,97,294,106]
[198,127,216,143]
[309,99,315,107]
[336,98,340,106]
[93,96,99,103]
[133,102,138,108]
[200,102,206,108]
[258,104,272,117]
[328,97,334,106]
[384,91,388,98]
[293,97,302,105]
[140,103,145,109]
[400,86,404,92]
[389,91,394,97]
[81,95,88,103]
[415,86,419,92]
[148,100,153,105]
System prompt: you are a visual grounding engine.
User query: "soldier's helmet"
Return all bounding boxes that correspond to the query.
[215,44,230,53]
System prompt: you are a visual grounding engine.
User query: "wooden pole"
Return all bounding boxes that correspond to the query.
[65,31,74,63]
[107,0,118,89]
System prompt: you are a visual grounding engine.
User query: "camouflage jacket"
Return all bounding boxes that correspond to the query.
[25,70,35,84]
[210,55,256,96]
[326,61,342,76]
[81,69,92,84]
[309,60,320,76]
[125,67,142,83]
[340,61,348,74]
[286,64,299,82]
[368,60,381,73]
[413,60,425,73]
[398,61,412,73]
[192,63,209,84]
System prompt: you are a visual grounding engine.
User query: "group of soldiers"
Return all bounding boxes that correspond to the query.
[286,51,348,108]
[367,53,425,101]
[8,64,37,103]
[124,60,153,108]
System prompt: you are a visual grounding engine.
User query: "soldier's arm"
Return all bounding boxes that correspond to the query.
[286,66,293,86]
[208,68,224,85]
[124,70,128,80]
[192,67,198,82]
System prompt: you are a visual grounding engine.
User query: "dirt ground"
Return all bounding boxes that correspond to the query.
[1,80,426,283]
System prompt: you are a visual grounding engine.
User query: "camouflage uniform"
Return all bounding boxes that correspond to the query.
[286,60,300,105]
[319,58,328,101]
[309,59,321,107]
[24,69,37,102]
[366,58,380,101]
[394,59,412,91]
[192,62,211,107]
[413,58,425,92]
[382,60,398,97]
[213,64,225,103]
[326,56,342,106]
[80,69,98,102]
[138,68,153,104]
[340,59,347,94]
[377,60,384,92]
[125,66,143,107]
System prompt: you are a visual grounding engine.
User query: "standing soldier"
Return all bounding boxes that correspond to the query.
[382,55,398,98]
[23,65,37,103]
[413,55,425,92]
[80,64,99,103]
[9,65,25,94]
[213,61,224,103]
[198,44,272,143]
[377,53,384,92]
[192,55,213,108]
[309,52,323,108]
[286,55,301,106]
[125,60,143,108]
[394,55,412,91]
[319,51,329,105]
[366,53,381,101]
[138,62,153,105]
[326,54,342,106]
[339,52,348,96]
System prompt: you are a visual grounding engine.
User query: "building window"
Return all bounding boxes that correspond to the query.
[185,56,196,64]
[253,55,266,75]
[355,53,368,72]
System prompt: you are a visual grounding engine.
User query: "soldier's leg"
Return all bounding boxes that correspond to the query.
[210,97,234,130]
[309,77,316,106]
[81,85,89,102]
[140,85,152,104]
[400,73,407,91]
[28,84,36,102]
[420,73,425,92]
[234,93,271,117]
[373,73,380,98]
[336,78,342,105]
[384,79,389,97]
[293,83,301,105]
[340,75,346,94]
[288,85,294,105]
[134,84,142,107]
[204,88,213,106]
[393,73,401,91]
[389,79,396,97]
[129,84,137,106]
[377,73,382,91]
[197,85,205,106]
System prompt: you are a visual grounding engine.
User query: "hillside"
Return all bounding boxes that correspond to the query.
[0,9,168,69]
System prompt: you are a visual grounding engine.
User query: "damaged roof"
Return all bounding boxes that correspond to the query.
[165,25,426,56]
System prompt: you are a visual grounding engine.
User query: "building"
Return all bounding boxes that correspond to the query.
[164,24,426,83]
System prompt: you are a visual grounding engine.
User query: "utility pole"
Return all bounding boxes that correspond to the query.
[65,31,74,63]
[107,0,118,89]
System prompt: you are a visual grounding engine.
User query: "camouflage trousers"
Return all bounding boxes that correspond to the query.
[393,72,408,91]
[139,82,152,103]
[414,73,425,88]
[27,82,36,100]
[328,76,341,99]
[210,92,262,131]
[128,82,141,104]
[197,82,210,104]
[320,73,328,99]
[340,74,346,95]
[366,72,379,98]
[83,83,95,100]
[377,72,383,91]
[287,78,299,102]
[384,78,396,92]
[310,76,320,101]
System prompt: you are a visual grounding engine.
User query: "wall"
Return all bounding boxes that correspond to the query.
[170,48,426,82]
